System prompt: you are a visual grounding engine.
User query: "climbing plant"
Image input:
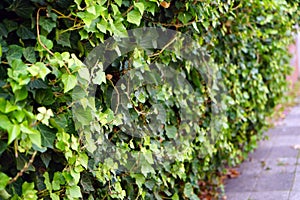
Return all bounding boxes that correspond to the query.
[0,0,299,199]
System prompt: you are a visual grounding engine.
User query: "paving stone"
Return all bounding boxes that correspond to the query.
[225,175,257,192]
[224,192,251,200]
[239,159,263,176]
[282,117,300,127]
[285,105,300,115]
[289,191,300,200]
[249,147,272,160]
[292,172,300,191]
[273,136,300,147]
[263,129,278,138]
[287,107,300,116]
[260,157,297,174]
[274,127,300,136]
[254,172,294,191]
[268,146,299,158]
[249,191,289,200]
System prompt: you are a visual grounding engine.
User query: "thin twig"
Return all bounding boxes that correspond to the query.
[122,5,134,17]
[59,23,85,34]
[8,151,37,184]
[144,16,201,29]
[51,8,78,21]
[37,7,54,56]
[108,78,120,113]
[63,64,72,74]
[148,35,178,58]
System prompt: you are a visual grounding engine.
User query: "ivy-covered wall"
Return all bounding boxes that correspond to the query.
[0,0,299,199]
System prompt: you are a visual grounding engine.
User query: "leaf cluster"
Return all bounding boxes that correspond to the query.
[0,0,299,199]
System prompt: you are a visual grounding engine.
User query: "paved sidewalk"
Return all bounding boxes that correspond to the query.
[224,101,300,200]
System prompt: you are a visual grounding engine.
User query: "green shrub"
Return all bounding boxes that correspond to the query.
[0,0,299,199]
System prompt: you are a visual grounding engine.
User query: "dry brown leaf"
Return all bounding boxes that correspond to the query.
[106,74,113,80]
[160,1,171,8]
[226,168,240,178]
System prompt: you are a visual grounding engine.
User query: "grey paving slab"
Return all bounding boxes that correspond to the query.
[282,118,300,127]
[225,192,251,200]
[225,175,257,192]
[289,191,300,200]
[273,136,300,147]
[249,147,272,160]
[259,157,297,174]
[238,159,263,176]
[287,109,300,116]
[274,127,300,136]
[268,146,299,158]
[249,191,289,200]
[292,172,300,191]
[254,172,294,191]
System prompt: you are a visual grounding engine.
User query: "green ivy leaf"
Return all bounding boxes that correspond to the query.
[172,193,179,200]
[183,183,194,198]
[132,174,145,188]
[78,153,89,169]
[23,47,36,63]
[3,19,18,33]
[0,189,11,200]
[52,172,65,191]
[134,2,145,15]
[38,124,56,149]
[6,45,23,61]
[22,182,38,200]
[178,13,192,24]
[13,110,25,123]
[43,172,52,191]
[36,35,53,52]
[115,0,122,7]
[34,89,55,106]
[0,23,8,38]
[72,106,93,126]
[165,125,177,139]
[27,62,51,80]
[40,152,52,168]
[77,11,96,28]
[0,99,18,113]
[127,10,142,26]
[50,193,60,200]
[62,74,77,93]
[141,162,155,176]
[0,114,12,131]
[0,140,7,157]
[92,70,106,84]
[21,125,42,147]
[56,31,71,47]
[67,185,82,198]
[28,132,42,148]
[74,0,83,9]
[14,87,28,102]
[80,173,94,192]
[40,17,56,33]
[8,0,34,19]
[0,172,10,190]
[17,25,35,40]
[97,19,108,34]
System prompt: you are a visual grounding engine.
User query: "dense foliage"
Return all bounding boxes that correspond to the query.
[0,0,299,199]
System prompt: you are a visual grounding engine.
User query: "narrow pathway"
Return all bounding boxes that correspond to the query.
[225,99,300,200]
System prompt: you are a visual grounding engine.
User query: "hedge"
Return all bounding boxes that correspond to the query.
[0,0,299,199]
